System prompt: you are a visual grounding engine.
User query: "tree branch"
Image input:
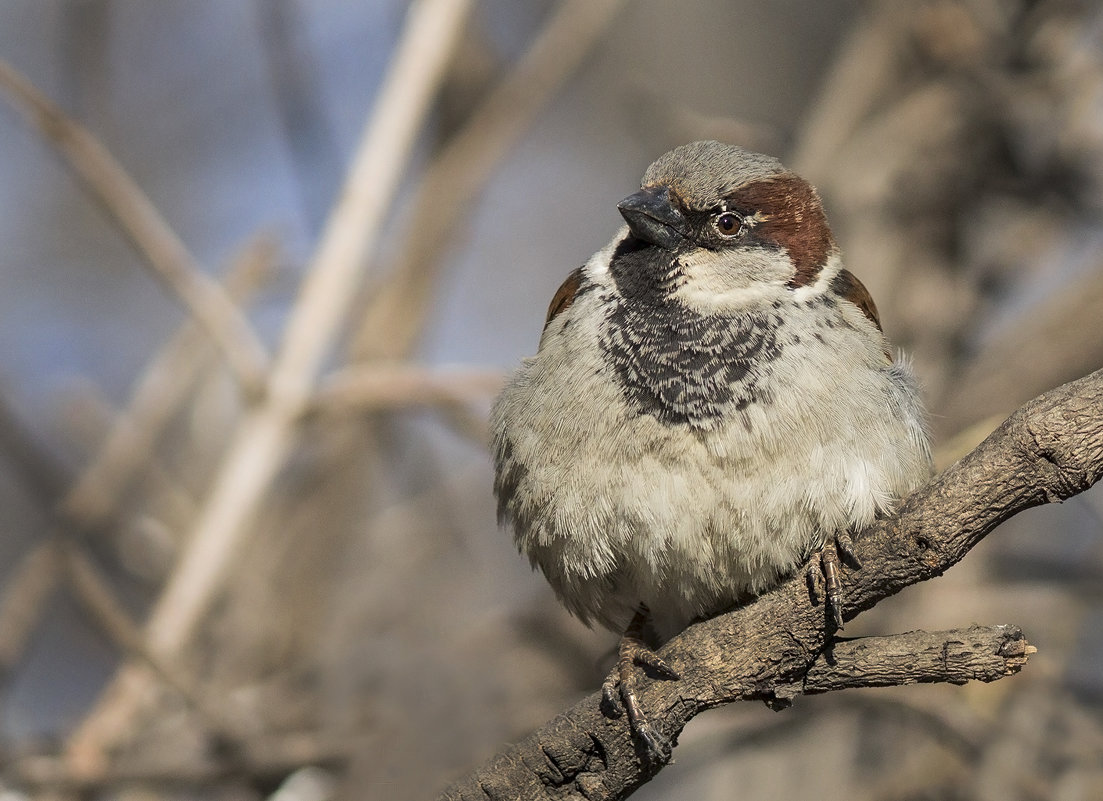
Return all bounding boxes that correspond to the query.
[62,0,475,777]
[352,0,629,361]
[800,625,1033,695]
[312,364,503,415]
[439,367,1103,801]
[0,58,271,392]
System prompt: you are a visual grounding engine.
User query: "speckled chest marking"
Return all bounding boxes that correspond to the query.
[600,238,783,428]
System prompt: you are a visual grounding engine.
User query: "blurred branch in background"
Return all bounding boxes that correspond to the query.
[791,0,1103,440]
[352,0,628,362]
[62,0,476,777]
[0,236,277,683]
[314,365,503,414]
[0,59,271,394]
[0,541,60,681]
[0,0,614,790]
[58,542,246,745]
[938,264,1103,435]
[59,235,279,530]
[313,364,503,445]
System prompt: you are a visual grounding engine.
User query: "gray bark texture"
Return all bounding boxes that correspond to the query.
[439,367,1103,801]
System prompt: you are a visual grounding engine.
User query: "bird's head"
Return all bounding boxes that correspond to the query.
[614,140,839,311]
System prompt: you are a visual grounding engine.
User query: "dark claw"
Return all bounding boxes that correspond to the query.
[835,530,863,570]
[619,679,673,763]
[635,719,672,763]
[828,591,845,629]
[603,605,679,764]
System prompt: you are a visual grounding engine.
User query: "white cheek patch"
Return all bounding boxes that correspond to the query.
[672,247,792,313]
[791,252,843,303]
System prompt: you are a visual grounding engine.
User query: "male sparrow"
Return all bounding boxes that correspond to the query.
[490,140,932,759]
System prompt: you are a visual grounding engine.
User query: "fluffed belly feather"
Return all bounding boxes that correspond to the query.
[492,347,930,640]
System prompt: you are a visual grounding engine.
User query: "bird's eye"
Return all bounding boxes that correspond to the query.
[714,212,743,238]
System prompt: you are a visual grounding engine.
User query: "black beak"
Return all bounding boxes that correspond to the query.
[617,186,686,251]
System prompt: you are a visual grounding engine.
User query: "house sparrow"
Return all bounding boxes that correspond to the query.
[490,140,932,759]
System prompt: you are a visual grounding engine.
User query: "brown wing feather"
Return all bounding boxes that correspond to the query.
[830,268,882,332]
[544,267,584,329]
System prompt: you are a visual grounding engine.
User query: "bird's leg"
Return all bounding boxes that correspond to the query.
[807,531,863,629]
[601,604,680,763]
[818,544,845,629]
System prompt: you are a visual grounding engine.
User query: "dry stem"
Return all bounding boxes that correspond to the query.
[353,0,629,360]
[0,58,270,392]
[62,0,476,776]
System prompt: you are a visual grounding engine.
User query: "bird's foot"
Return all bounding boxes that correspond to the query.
[601,606,680,764]
[807,532,863,630]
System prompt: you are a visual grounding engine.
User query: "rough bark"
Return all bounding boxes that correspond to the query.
[440,368,1103,801]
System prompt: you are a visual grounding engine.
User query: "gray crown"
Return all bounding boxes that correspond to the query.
[641,140,786,209]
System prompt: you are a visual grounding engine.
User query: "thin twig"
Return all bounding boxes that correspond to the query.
[0,58,270,392]
[0,237,274,684]
[0,541,62,677]
[11,731,350,790]
[789,5,906,181]
[801,626,1035,694]
[58,234,278,529]
[60,384,198,524]
[352,0,629,361]
[937,264,1103,438]
[312,364,503,448]
[63,0,475,777]
[311,363,503,445]
[60,542,250,742]
[312,364,503,414]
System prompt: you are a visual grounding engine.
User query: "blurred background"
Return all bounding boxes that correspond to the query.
[0,1,1102,799]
